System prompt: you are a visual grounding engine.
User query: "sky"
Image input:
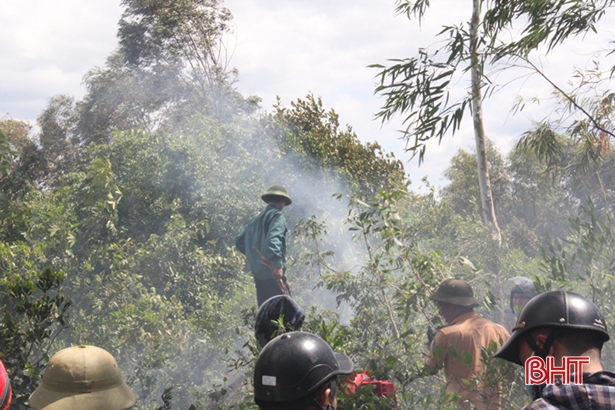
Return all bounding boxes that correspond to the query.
[1,0,614,188]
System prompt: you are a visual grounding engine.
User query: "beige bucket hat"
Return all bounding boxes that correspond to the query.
[29,345,137,410]
[261,184,292,205]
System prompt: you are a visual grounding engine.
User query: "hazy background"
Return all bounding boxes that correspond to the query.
[2,0,614,184]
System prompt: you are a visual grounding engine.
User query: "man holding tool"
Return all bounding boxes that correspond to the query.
[235,184,292,306]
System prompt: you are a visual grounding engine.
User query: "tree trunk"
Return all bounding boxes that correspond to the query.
[470,0,502,246]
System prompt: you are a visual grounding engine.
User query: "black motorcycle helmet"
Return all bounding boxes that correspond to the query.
[254,332,354,404]
[495,290,610,366]
[255,295,305,348]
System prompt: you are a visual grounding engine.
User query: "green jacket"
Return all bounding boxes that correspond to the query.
[235,204,287,280]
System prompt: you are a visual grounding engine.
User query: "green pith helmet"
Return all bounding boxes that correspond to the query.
[29,345,137,410]
[261,185,292,205]
[429,278,479,307]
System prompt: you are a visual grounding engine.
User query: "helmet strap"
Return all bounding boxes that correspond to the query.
[522,328,563,400]
[522,329,562,361]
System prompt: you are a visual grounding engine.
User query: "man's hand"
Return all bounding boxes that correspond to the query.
[271,268,283,280]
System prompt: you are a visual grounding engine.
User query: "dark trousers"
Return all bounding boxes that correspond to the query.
[254,276,291,306]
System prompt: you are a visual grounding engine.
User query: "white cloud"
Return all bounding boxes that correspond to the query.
[0,0,122,119]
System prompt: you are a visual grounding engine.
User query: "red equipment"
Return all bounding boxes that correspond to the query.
[0,360,12,410]
[345,370,397,405]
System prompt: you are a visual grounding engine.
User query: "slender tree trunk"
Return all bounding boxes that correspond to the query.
[470,0,502,246]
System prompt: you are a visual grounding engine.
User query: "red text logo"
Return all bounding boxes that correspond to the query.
[525,356,590,385]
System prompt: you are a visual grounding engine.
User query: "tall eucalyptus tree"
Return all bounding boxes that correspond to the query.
[373,0,614,247]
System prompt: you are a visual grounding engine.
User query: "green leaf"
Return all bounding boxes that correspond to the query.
[448,344,459,359]
[461,351,473,367]
[433,345,445,360]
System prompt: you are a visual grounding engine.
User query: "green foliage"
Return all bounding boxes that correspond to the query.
[378,0,614,162]
[33,0,260,162]
[115,0,258,123]
[0,117,33,154]
[376,0,614,238]
[371,51,466,162]
[540,202,615,344]
[440,140,578,257]
[483,0,614,57]
[0,126,42,243]
[517,98,615,218]
[36,95,82,186]
[0,266,71,408]
[267,94,406,196]
[4,110,615,409]
[289,184,532,408]
[441,140,508,220]
[0,117,262,408]
[118,0,232,70]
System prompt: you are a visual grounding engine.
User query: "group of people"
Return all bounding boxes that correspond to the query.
[238,186,356,409]
[2,185,614,409]
[423,276,615,409]
[4,285,612,409]
[238,185,615,409]
[251,281,615,410]
[423,276,538,408]
[0,295,347,410]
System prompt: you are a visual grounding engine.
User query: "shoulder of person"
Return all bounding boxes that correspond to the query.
[436,322,464,338]
[268,207,286,220]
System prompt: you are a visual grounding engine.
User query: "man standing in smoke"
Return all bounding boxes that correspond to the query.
[235,185,292,306]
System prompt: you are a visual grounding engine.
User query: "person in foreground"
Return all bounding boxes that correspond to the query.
[235,184,292,306]
[495,290,615,409]
[425,278,510,409]
[253,331,354,410]
[29,345,137,410]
